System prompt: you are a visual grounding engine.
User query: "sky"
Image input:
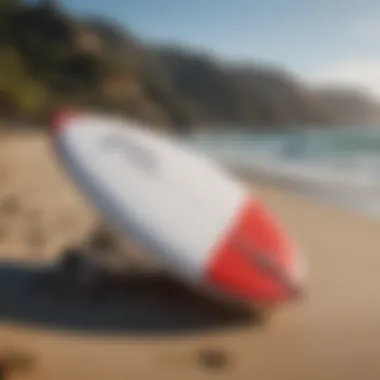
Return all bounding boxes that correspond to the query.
[57,0,380,97]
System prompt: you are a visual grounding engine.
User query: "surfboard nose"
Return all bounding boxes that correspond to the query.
[206,199,305,305]
[50,108,77,134]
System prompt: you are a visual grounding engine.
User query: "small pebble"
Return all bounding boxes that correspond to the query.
[0,349,36,379]
[198,348,230,370]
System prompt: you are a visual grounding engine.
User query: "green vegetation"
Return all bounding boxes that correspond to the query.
[0,46,48,118]
[0,0,379,130]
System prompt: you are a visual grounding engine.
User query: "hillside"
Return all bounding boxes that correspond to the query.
[0,0,379,131]
[310,86,380,126]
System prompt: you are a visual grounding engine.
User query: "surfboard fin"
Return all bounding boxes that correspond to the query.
[236,238,302,298]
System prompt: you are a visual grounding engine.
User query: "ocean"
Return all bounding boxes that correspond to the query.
[183,127,380,218]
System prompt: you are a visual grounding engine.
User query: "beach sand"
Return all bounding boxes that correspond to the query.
[0,131,379,380]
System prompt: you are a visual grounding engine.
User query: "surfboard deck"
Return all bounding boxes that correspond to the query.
[50,109,305,305]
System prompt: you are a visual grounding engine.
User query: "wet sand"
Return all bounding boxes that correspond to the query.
[1,132,380,380]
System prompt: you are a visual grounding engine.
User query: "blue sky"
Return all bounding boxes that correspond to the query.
[58,0,380,96]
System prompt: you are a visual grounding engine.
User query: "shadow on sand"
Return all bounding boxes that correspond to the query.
[0,260,255,336]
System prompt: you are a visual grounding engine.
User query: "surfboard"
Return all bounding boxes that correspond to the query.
[50,109,305,305]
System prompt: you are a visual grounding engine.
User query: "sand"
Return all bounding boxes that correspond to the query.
[0,131,380,380]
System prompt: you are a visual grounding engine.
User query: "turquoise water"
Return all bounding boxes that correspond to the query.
[184,127,380,217]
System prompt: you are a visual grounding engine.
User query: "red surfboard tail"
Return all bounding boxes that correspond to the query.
[206,199,304,305]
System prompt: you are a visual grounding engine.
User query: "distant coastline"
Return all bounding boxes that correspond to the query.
[0,2,379,132]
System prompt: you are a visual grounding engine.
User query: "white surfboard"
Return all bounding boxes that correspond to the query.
[50,110,305,305]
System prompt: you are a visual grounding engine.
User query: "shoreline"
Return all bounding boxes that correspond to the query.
[228,162,380,219]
